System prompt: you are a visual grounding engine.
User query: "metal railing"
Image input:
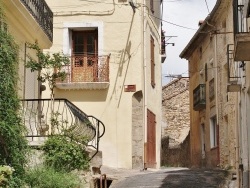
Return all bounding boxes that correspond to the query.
[56,54,110,84]
[227,44,242,83]
[20,0,53,41]
[193,84,206,111]
[21,98,105,159]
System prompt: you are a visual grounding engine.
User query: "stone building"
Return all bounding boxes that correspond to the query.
[161,78,190,166]
[180,0,237,171]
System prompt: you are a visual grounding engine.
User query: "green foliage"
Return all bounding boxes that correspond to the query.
[25,166,81,188]
[25,42,70,96]
[0,165,14,187]
[42,136,90,172]
[0,10,28,187]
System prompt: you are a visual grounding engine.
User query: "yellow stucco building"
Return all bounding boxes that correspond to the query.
[43,0,164,169]
[2,0,53,99]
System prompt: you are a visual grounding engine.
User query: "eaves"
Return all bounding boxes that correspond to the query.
[179,0,222,60]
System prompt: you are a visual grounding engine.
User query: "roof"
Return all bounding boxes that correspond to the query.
[179,0,222,59]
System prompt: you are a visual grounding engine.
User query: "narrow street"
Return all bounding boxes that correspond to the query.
[103,167,232,188]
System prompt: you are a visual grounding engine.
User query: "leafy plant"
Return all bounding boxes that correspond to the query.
[42,136,90,172]
[25,166,81,188]
[0,7,28,187]
[0,165,14,187]
[25,42,70,98]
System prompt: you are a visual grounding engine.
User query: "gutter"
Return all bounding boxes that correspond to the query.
[179,0,222,59]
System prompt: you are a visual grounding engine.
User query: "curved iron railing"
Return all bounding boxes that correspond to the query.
[20,0,53,41]
[20,98,105,159]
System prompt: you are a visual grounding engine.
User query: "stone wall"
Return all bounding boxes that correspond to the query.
[132,91,144,169]
[161,78,190,166]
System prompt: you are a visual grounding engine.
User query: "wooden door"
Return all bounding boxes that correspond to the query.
[72,30,98,82]
[145,109,156,168]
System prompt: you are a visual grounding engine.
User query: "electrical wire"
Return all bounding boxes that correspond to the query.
[204,0,210,13]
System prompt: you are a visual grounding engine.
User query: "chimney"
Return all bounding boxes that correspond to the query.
[198,20,204,27]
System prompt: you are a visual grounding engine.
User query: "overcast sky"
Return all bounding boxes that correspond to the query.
[162,0,216,85]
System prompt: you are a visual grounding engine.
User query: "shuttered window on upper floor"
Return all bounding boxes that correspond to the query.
[150,35,155,88]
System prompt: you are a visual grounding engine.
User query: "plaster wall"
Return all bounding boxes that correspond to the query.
[2,0,52,99]
[45,0,162,169]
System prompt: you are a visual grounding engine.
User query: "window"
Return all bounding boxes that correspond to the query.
[71,30,98,82]
[199,46,202,59]
[150,0,154,13]
[209,78,215,100]
[150,36,155,88]
[72,30,98,67]
[210,116,217,148]
[205,63,208,82]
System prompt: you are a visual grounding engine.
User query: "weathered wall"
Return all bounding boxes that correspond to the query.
[161,133,190,167]
[183,0,237,169]
[132,91,143,169]
[161,78,190,166]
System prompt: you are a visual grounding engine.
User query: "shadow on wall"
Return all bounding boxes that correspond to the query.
[161,132,190,167]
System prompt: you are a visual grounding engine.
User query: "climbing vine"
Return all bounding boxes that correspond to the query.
[0,6,28,187]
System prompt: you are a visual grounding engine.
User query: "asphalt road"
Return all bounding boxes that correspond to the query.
[109,168,228,188]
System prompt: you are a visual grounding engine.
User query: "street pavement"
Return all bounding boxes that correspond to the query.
[101,166,232,188]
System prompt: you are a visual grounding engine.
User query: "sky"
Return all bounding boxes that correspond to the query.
[161,0,217,85]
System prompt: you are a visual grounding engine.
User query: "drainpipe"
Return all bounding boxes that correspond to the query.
[141,0,147,169]
[243,89,249,188]
[214,31,220,165]
[235,92,240,188]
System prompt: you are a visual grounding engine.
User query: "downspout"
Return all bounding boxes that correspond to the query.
[214,31,220,165]
[236,92,240,188]
[141,0,147,169]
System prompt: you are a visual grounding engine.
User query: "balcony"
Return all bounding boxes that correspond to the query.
[20,0,53,41]
[193,84,206,111]
[227,44,242,92]
[161,29,166,63]
[234,2,250,61]
[21,98,105,159]
[56,54,110,90]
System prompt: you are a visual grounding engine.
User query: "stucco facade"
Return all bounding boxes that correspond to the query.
[180,0,237,170]
[44,0,163,169]
[2,0,53,99]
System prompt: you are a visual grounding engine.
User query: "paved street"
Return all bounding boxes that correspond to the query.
[101,167,231,188]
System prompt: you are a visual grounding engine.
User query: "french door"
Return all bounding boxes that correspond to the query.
[72,30,98,82]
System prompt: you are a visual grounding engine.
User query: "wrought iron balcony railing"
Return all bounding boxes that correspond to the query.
[20,0,53,41]
[56,54,110,84]
[227,44,242,92]
[193,84,206,111]
[21,98,105,159]
[227,44,242,83]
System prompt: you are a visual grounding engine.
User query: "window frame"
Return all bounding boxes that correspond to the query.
[210,116,218,148]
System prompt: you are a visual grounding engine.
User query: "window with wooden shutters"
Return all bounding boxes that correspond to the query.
[150,36,155,88]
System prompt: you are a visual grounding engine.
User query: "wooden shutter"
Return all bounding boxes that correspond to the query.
[145,109,156,168]
[150,36,155,88]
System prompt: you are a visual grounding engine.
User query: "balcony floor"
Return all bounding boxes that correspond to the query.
[56,82,109,90]
[234,33,250,61]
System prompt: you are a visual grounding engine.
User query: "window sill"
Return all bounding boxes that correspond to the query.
[210,146,218,151]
